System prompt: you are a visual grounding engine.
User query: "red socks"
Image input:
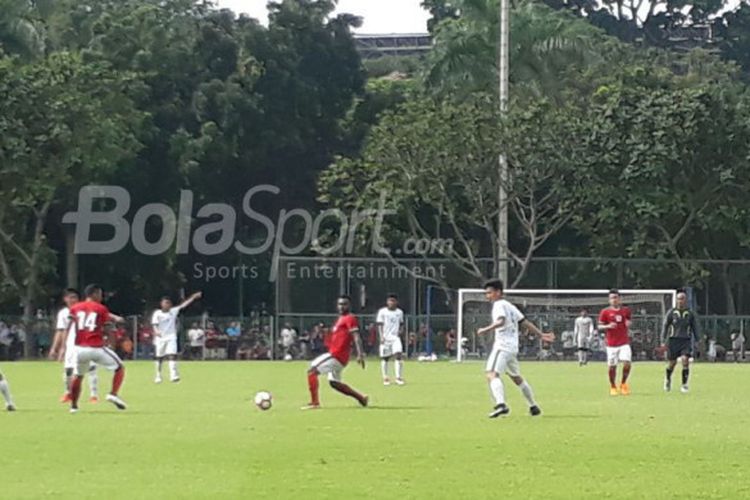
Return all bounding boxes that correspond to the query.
[307,372,319,405]
[608,366,617,387]
[70,376,82,405]
[112,367,125,396]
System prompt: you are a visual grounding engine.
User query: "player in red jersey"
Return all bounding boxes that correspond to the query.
[302,295,368,410]
[598,289,633,396]
[53,284,128,413]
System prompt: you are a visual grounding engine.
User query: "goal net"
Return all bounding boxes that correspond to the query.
[456,289,677,362]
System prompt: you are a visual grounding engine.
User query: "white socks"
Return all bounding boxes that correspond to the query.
[156,360,163,378]
[519,381,537,407]
[0,379,14,406]
[489,377,505,406]
[395,359,403,380]
[381,359,388,379]
[169,360,179,380]
[89,367,99,398]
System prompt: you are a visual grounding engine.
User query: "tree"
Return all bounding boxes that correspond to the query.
[0,53,143,346]
[318,95,588,287]
[423,0,609,100]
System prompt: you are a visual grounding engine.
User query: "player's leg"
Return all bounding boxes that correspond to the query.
[70,349,90,413]
[304,354,330,408]
[665,340,678,392]
[393,339,404,384]
[606,347,619,395]
[486,349,509,418]
[328,364,368,407]
[88,363,99,402]
[96,347,127,410]
[619,345,632,395]
[154,339,165,383]
[380,345,391,385]
[166,338,179,382]
[0,370,16,411]
[680,343,692,393]
[506,355,541,416]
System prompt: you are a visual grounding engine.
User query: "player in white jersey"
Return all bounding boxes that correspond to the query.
[376,293,405,386]
[50,288,99,403]
[574,309,595,366]
[477,280,555,418]
[0,366,15,410]
[152,291,202,383]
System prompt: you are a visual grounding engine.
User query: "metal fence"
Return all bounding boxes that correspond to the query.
[1,312,747,363]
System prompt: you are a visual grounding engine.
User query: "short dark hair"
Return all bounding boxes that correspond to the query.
[386,293,398,300]
[676,288,687,295]
[160,296,173,303]
[484,279,504,292]
[609,289,620,296]
[63,288,79,298]
[338,295,351,302]
[84,284,102,298]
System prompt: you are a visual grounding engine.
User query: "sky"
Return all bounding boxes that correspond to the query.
[215,0,431,34]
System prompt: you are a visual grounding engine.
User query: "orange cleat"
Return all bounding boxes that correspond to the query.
[88,396,99,404]
[609,386,619,396]
[60,393,72,403]
[620,383,631,396]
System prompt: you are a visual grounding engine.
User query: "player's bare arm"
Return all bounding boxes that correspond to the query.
[353,330,365,369]
[108,313,126,325]
[376,321,385,344]
[49,329,66,360]
[177,291,203,311]
[477,317,506,336]
[520,319,556,343]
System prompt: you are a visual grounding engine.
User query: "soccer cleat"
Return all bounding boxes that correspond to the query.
[620,383,631,396]
[6,404,16,412]
[170,377,181,383]
[89,396,99,404]
[60,393,72,403]
[664,378,671,392]
[680,384,689,394]
[609,386,619,396]
[383,377,391,386]
[395,379,405,386]
[359,395,369,408]
[489,403,510,418]
[154,376,163,384]
[300,403,321,410]
[70,405,78,414]
[106,394,127,410]
[529,405,542,417]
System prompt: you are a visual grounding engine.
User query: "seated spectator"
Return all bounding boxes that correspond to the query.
[279,323,297,360]
[187,323,205,360]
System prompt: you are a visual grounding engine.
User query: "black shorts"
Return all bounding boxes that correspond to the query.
[668,338,693,361]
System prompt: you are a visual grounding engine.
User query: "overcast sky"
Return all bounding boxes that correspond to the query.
[215,0,431,33]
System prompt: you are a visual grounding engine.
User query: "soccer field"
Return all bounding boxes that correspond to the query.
[1,360,747,499]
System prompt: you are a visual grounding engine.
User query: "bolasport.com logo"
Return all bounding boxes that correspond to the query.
[62,185,453,282]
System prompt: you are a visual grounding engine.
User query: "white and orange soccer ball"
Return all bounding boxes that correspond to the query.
[254,391,273,411]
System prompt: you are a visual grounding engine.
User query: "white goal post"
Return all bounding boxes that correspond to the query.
[456,288,678,362]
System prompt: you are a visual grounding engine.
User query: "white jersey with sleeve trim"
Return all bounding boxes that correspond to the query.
[57,307,76,351]
[376,307,404,342]
[152,307,181,339]
[574,317,594,338]
[491,299,525,354]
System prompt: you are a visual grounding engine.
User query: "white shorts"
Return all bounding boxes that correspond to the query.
[154,337,178,358]
[379,338,403,358]
[64,348,97,372]
[310,353,344,382]
[485,349,521,377]
[606,345,632,366]
[577,335,590,349]
[73,346,123,376]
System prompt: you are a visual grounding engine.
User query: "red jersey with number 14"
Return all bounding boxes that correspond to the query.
[599,306,631,347]
[328,314,359,365]
[69,300,112,348]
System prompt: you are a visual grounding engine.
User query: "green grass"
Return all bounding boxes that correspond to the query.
[0,360,747,499]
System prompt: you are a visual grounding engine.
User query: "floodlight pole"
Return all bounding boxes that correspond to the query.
[497,0,510,284]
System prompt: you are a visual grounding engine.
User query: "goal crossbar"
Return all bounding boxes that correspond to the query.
[456,288,677,362]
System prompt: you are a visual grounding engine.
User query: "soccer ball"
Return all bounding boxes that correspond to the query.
[254,391,273,411]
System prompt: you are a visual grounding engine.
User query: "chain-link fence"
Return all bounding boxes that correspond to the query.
[1,311,748,363]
